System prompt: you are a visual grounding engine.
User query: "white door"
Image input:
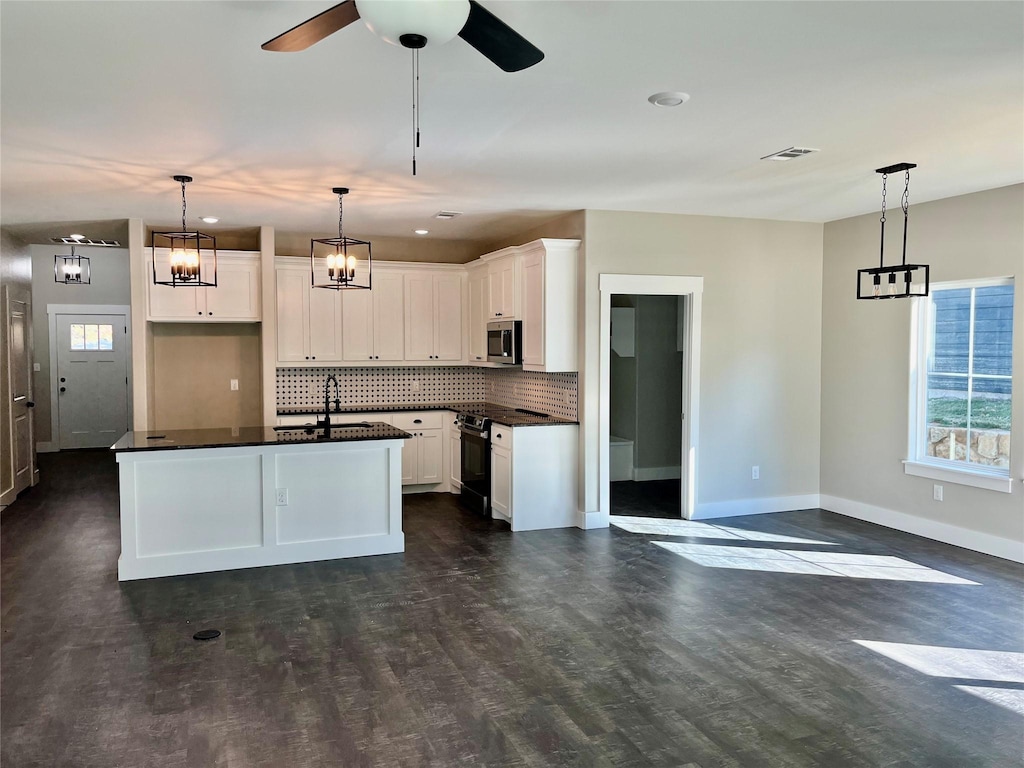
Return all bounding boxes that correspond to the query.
[434,275,463,361]
[468,270,487,363]
[205,259,259,320]
[56,314,128,449]
[404,273,435,361]
[276,269,309,363]
[418,429,444,484]
[307,285,344,362]
[401,435,418,484]
[373,272,406,362]
[341,287,374,362]
[491,445,512,517]
[7,296,34,494]
[449,424,461,488]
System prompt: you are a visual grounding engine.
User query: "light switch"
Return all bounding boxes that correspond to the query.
[230,379,239,391]
[33,363,41,372]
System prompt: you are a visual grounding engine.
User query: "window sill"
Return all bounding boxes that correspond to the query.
[903,460,1014,493]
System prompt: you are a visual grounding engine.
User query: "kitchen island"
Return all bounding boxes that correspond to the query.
[111,423,409,581]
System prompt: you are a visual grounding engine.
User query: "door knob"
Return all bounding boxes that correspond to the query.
[60,387,66,393]
[26,401,34,408]
[60,377,66,383]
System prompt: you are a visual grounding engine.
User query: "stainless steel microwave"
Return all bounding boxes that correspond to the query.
[487,320,522,365]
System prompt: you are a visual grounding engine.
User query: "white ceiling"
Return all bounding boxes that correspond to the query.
[2,1,1021,241]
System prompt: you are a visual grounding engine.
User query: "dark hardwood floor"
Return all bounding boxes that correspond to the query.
[2,451,1022,767]
[611,479,681,519]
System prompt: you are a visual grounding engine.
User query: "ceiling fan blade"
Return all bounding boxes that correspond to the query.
[458,0,544,72]
[261,1,361,52]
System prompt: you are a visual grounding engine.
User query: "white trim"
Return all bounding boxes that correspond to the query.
[903,460,1013,493]
[633,466,682,481]
[47,303,132,452]
[576,509,610,530]
[598,274,703,525]
[35,441,58,454]
[820,494,1024,563]
[692,494,821,520]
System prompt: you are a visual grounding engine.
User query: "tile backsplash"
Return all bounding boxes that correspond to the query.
[277,366,578,420]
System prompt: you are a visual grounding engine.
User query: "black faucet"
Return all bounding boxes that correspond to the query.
[320,374,341,431]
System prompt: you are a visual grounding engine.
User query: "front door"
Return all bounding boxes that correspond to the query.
[8,295,34,494]
[56,314,128,449]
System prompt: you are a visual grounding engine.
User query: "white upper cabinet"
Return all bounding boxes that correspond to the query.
[148,251,260,322]
[519,239,580,372]
[487,254,519,320]
[276,264,342,364]
[341,271,405,362]
[468,265,488,363]
[403,271,464,363]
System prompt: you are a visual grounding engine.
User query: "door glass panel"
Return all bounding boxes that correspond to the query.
[70,323,113,351]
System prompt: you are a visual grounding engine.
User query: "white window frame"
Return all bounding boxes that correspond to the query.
[905,276,1014,492]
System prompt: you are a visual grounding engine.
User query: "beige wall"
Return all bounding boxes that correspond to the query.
[29,244,131,445]
[275,230,482,264]
[581,211,824,515]
[478,211,586,254]
[1,228,33,501]
[821,184,1024,544]
[151,324,262,430]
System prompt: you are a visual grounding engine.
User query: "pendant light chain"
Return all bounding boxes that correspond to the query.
[411,49,421,176]
[901,169,911,267]
[878,172,887,268]
[181,177,188,232]
[338,190,344,239]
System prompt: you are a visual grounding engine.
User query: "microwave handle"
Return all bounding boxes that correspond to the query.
[503,329,513,357]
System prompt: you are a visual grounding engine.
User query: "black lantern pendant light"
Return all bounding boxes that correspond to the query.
[152,175,217,287]
[54,242,91,285]
[857,162,929,300]
[311,187,372,290]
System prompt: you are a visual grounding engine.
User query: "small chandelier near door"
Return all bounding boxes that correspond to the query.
[152,175,217,287]
[311,187,372,290]
[857,162,929,300]
[54,243,91,285]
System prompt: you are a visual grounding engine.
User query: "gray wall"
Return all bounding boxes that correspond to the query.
[821,184,1023,545]
[30,244,131,445]
[580,210,824,515]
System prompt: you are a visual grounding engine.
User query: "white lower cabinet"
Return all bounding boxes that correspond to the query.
[393,412,446,487]
[489,422,578,531]
[449,416,462,490]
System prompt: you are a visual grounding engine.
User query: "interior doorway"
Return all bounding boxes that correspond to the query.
[609,294,684,518]
[5,291,35,498]
[599,275,703,523]
[49,306,130,449]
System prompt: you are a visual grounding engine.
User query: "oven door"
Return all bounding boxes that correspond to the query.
[459,426,490,514]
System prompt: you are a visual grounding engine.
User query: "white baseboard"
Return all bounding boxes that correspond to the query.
[576,509,610,529]
[36,441,58,454]
[692,494,821,520]
[633,466,681,481]
[820,494,1024,564]
[0,488,17,507]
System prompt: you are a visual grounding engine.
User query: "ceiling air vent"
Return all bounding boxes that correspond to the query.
[760,146,819,161]
[50,237,121,247]
[434,210,463,220]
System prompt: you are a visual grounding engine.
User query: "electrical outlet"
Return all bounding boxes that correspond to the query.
[410,380,421,393]
[33,362,41,372]
[564,391,571,405]
[276,488,289,506]
[933,484,943,501]
[230,379,239,391]
[752,466,760,480]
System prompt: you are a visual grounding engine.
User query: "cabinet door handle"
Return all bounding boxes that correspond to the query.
[496,433,502,438]
[197,311,203,315]
[413,419,422,424]
[311,356,316,360]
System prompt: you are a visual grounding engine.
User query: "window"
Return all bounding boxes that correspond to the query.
[907,278,1013,491]
[70,323,113,351]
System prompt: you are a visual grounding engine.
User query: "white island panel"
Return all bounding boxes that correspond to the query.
[276,447,391,544]
[134,453,264,557]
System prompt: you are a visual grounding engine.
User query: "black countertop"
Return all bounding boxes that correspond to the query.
[277,402,577,428]
[111,422,411,453]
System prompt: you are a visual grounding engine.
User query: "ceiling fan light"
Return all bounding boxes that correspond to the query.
[356,0,470,47]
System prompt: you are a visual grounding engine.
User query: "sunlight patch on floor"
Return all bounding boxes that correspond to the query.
[610,516,834,545]
[854,641,1024,682]
[653,542,980,584]
[954,686,1024,716]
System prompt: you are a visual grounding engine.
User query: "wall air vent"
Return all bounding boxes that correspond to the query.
[50,237,122,247]
[434,211,463,220]
[760,147,819,161]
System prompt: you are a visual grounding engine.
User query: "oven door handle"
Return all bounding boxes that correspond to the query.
[459,426,489,439]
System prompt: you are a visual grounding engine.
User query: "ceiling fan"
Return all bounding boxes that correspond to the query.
[262,0,544,73]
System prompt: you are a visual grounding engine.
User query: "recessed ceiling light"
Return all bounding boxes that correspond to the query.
[414,229,429,235]
[648,91,690,108]
[201,216,219,224]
